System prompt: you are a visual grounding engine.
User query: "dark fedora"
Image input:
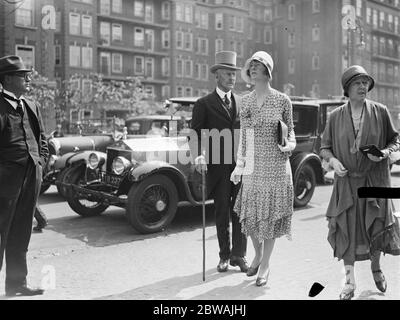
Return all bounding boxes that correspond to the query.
[0,55,31,75]
[341,65,374,97]
[210,51,241,73]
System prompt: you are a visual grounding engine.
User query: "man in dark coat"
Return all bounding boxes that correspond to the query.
[190,51,248,273]
[0,55,49,296]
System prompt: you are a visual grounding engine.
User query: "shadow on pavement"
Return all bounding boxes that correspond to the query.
[39,204,216,248]
[38,189,66,205]
[96,269,266,300]
[356,290,385,300]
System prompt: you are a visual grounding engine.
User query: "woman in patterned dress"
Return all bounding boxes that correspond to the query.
[231,51,296,286]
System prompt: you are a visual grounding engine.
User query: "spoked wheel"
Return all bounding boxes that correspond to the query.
[127,174,178,234]
[293,164,316,208]
[65,165,109,217]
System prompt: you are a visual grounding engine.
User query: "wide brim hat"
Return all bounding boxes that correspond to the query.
[241,51,274,84]
[341,65,375,96]
[0,55,31,75]
[210,51,241,73]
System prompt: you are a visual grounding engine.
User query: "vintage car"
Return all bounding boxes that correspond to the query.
[58,96,345,234]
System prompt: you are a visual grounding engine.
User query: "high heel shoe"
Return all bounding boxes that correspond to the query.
[246,264,259,277]
[255,270,270,287]
[372,269,387,293]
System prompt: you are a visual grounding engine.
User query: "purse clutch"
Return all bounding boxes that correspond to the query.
[277,120,288,146]
[359,144,384,158]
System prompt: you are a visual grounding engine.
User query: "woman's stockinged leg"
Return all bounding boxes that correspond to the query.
[340,260,356,300]
[249,234,263,268]
[258,238,275,278]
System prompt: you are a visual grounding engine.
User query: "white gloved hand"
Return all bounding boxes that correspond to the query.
[230,166,244,185]
[194,155,207,173]
[329,157,348,177]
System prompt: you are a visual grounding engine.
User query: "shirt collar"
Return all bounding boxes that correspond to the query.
[216,87,232,101]
[2,89,25,110]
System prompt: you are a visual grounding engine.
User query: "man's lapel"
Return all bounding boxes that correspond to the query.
[211,90,232,121]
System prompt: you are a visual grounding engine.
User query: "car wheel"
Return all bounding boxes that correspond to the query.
[127,174,178,234]
[293,163,316,208]
[56,167,73,198]
[65,165,109,217]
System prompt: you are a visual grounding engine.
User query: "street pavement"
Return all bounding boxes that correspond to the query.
[0,169,400,300]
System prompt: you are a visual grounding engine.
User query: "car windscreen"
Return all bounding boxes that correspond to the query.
[293,106,318,136]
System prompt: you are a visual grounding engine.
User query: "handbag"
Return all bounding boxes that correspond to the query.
[277,120,288,146]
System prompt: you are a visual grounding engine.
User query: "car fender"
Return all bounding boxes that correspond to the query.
[54,151,107,170]
[129,161,199,204]
[290,152,324,184]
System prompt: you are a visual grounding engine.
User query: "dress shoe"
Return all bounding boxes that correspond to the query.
[339,283,356,300]
[217,259,229,272]
[6,285,44,297]
[372,269,387,293]
[230,256,249,273]
[255,269,270,287]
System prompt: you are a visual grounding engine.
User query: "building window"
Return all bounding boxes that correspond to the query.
[162,85,170,99]
[145,29,154,51]
[395,17,399,34]
[112,0,122,13]
[366,7,371,25]
[176,86,183,97]
[134,56,144,75]
[112,24,122,42]
[55,45,61,66]
[176,3,184,21]
[388,14,394,31]
[201,64,208,80]
[216,39,223,52]
[312,52,320,70]
[145,57,154,78]
[134,0,144,17]
[288,32,295,48]
[69,13,81,35]
[372,9,378,28]
[215,13,223,30]
[311,83,320,98]
[176,59,183,77]
[379,37,386,55]
[112,53,122,73]
[100,52,111,75]
[288,58,295,74]
[162,2,170,20]
[200,12,209,29]
[184,33,193,51]
[176,31,183,49]
[185,87,193,97]
[236,16,243,32]
[228,15,235,31]
[82,15,92,37]
[162,30,170,48]
[144,85,155,98]
[82,46,93,69]
[356,0,362,17]
[312,25,320,42]
[69,45,81,67]
[100,22,110,45]
[264,27,272,44]
[185,60,193,78]
[134,27,144,47]
[312,0,320,13]
[264,8,272,22]
[288,4,295,21]
[100,0,110,15]
[197,38,208,55]
[15,45,34,69]
[145,3,154,23]
[379,11,385,29]
[194,63,200,79]
[372,35,378,55]
[81,79,92,98]
[162,58,170,76]
[15,0,34,27]
[184,5,193,23]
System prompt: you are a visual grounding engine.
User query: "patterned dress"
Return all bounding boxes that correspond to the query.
[234,89,295,242]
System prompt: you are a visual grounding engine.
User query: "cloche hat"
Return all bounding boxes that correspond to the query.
[241,51,274,84]
[341,65,375,97]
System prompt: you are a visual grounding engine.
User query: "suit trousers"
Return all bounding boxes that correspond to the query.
[0,159,42,288]
[207,165,247,260]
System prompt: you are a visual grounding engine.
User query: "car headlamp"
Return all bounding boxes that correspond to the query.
[88,153,100,170]
[112,156,131,175]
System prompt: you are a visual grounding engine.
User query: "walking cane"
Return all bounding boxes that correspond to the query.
[201,165,206,282]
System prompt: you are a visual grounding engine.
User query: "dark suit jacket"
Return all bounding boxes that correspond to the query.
[0,93,49,197]
[0,94,49,166]
[190,90,241,176]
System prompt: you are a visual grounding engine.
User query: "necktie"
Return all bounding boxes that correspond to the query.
[224,94,231,110]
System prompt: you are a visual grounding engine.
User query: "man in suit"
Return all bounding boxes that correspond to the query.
[191,51,248,273]
[0,55,49,296]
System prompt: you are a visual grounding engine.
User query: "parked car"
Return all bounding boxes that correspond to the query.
[58,96,346,234]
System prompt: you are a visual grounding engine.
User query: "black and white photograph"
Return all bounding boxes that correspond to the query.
[0,0,400,304]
